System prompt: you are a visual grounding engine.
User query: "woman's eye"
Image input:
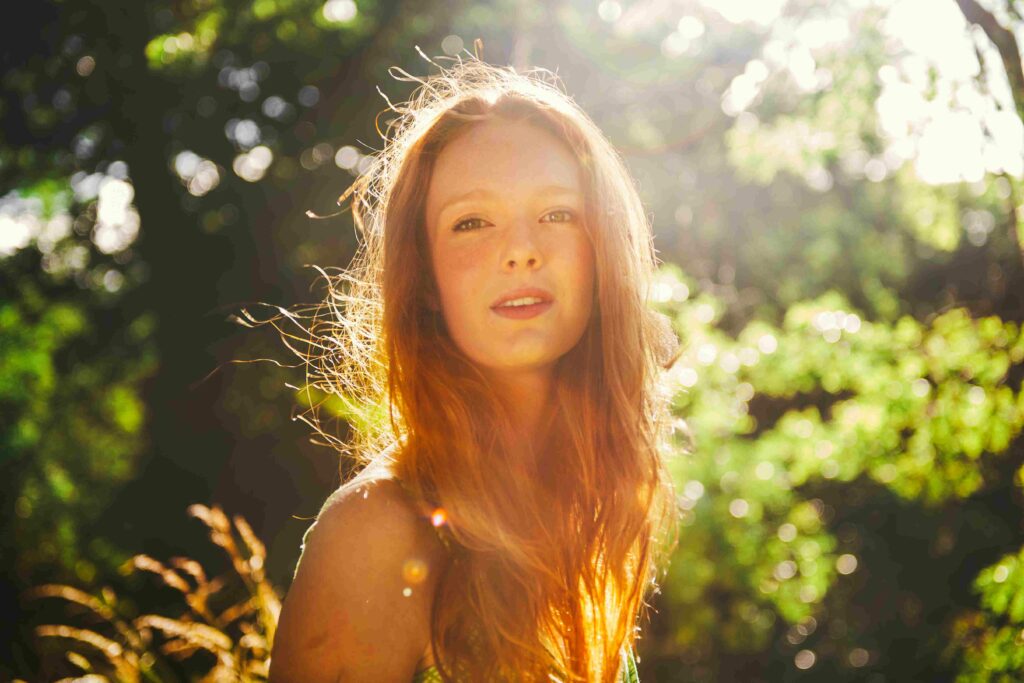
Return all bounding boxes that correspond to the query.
[453,217,488,232]
[541,209,575,223]
[452,211,574,231]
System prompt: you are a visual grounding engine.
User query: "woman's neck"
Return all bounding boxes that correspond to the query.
[485,365,556,454]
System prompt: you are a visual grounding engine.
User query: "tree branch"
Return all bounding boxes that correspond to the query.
[955,0,1024,122]
[955,0,1024,264]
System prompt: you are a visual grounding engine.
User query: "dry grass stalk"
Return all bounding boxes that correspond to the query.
[34,624,141,682]
[25,504,282,682]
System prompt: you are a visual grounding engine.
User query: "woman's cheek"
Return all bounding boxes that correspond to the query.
[435,240,485,295]
[564,237,596,310]
[440,260,490,332]
[447,244,484,289]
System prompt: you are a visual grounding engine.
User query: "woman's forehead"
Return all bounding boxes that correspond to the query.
[424,119,584,217]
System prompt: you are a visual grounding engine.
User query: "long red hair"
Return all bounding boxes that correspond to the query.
[289,57,680,682]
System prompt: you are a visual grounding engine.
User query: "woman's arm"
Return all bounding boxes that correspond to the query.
[268,478,443,683]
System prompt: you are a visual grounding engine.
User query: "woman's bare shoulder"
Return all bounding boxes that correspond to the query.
[269,474,447,683]
[312,473,439,552]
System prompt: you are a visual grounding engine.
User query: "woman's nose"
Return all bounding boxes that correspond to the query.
[501,220,543,271]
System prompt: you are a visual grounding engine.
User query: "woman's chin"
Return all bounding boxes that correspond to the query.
[476,352,561,375]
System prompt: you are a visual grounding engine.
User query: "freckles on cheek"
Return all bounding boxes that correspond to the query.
[451,243,487,271]
[435,241,489,300]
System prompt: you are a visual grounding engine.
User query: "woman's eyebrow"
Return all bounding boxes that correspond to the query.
[437,184,582,216]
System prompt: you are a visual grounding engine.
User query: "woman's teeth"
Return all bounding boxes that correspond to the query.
[499,297,545,307]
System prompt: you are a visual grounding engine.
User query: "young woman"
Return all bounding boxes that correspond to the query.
[268,55,680,682]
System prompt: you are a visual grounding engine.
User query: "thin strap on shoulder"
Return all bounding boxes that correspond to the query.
[387,471,457,555]
[350,443,454,550]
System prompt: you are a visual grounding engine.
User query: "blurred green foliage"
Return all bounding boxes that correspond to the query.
[651,265,1024,667]
[1,278,156,581]
[947,544,1024,681]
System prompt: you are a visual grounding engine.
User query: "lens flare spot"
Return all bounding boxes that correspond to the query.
[403,558,429,584]
[431,507,447,527]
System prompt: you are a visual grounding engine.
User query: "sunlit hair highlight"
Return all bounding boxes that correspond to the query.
[279,55,681,682]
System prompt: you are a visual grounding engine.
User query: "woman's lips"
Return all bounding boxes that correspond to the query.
[491,300,553,319]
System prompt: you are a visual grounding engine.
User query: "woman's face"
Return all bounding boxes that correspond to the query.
[423,117,595,378]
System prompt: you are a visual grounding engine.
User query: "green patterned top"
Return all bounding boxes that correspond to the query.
[410,644,640,682]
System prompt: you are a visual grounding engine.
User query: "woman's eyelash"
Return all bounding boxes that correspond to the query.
[452,209,576,232]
